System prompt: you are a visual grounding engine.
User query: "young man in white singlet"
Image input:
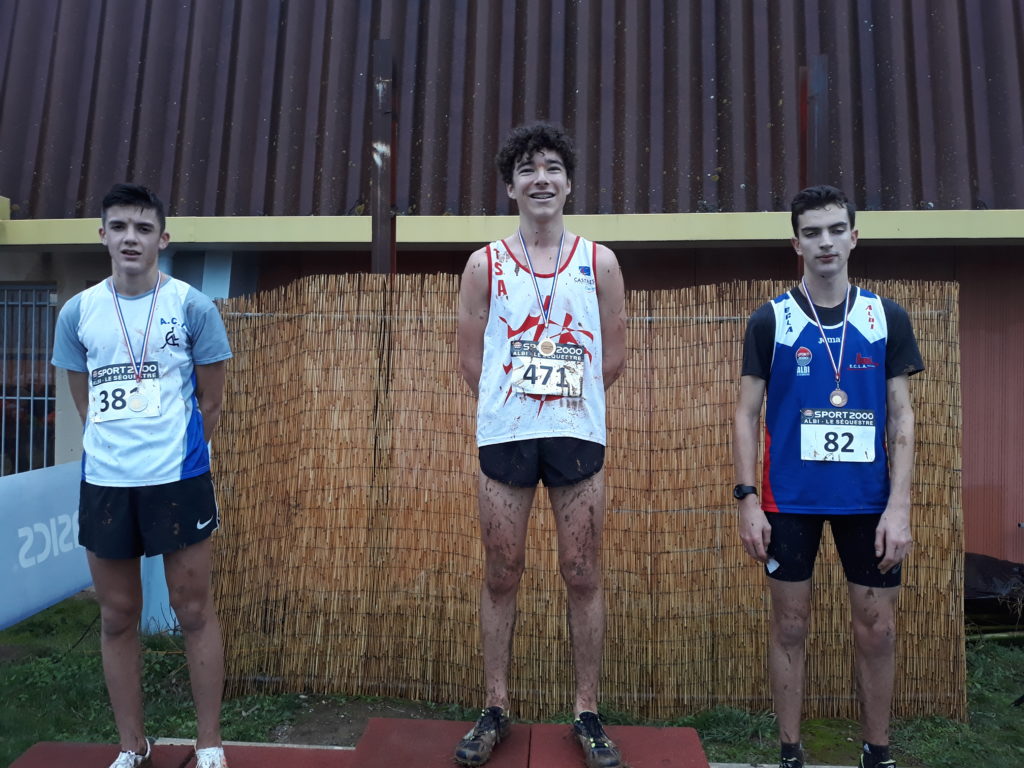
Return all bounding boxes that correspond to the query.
[52,184,232,768]
[455,123,627,768]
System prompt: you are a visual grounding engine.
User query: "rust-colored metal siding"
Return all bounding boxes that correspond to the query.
[958,253,1024,564]
[2,0,1023,219]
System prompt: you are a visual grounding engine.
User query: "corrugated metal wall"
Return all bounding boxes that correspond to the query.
[2,0,1023,219]
[958,254,1024,565]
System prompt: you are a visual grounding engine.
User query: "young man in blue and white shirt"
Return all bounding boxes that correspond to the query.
[52,184,232,768]
[734,185,924,768]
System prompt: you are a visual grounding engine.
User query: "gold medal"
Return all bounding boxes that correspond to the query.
[829,388,848,408]
[538,338,556,356]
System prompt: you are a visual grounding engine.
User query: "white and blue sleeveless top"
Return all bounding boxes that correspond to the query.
[52,276,232,487]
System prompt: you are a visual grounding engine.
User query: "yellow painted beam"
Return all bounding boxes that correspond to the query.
[0,216,371,249]
[171,215,371,246]
[398,213,786,244]
[856,209,1024,241]
[3,210,1024,250]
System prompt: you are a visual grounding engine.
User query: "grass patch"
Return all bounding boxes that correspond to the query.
[893,639,1024,768]
[3,597,1023,766]
[0,598,307,765]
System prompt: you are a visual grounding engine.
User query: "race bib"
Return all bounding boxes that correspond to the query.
[799,408,876,462]
[89,362,161,423]
[509,339,584,397]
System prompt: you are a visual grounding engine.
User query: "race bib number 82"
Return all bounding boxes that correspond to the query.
[799,408,876,462]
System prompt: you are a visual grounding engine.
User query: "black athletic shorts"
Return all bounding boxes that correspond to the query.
[765,511,902,588]
[78,472,220,559]
[479,437,605,488]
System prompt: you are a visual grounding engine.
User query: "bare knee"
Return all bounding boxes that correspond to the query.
[98,593,143,637]
[771,602,811,649]
[853,612,896,657]
[169,589,214,634]
[484,553,525,596]
[559,557,601,597]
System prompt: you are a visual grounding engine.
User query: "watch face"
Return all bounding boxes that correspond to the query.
[733,485,755,500]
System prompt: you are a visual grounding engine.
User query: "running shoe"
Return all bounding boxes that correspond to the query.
[859,756,896,768]
[107,738,152,768]
[194,746,229,768]
[780,757,804,768]
[454,706,511,766]
[572,711,623,768]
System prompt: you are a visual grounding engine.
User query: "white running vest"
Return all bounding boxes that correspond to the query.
[476,236,606,447]
[52,276,232,487]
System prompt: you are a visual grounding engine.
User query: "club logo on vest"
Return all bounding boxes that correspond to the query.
[848,352,878,370]
[573,264,596,292]
[795,346,812,376]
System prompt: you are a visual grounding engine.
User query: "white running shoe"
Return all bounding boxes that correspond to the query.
[108,738,152,768]
[195,746,229,768]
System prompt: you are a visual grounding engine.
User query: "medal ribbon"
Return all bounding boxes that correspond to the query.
[109,273,162,384]
[801,278,850,394]
[518,229,565,328]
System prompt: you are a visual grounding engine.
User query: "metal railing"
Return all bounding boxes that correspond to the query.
[1,286,57,476]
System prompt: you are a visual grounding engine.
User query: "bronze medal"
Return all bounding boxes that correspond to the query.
[538,338,556,356]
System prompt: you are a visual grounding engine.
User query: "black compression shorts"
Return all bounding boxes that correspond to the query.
[765,511,902,588]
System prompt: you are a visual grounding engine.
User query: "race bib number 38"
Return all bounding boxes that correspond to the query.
[799,408,876,462]
[89,362,161,423]
[509,339,585,397]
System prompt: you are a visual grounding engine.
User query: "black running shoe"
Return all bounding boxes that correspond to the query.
[859,756,896,768]
[454,706,510,766]
[572,711,623,768]
[780,757,804,768]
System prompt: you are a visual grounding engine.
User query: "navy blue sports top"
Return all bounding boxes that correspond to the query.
[741,286,923,515]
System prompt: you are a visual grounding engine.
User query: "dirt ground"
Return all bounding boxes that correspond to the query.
[271,696,458,747]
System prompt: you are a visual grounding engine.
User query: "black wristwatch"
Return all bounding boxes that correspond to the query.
[733,484,758,500]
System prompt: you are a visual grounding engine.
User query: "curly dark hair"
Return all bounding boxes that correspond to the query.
[495,122,576,185]
[790,185,855,235]
[101,183,167,232]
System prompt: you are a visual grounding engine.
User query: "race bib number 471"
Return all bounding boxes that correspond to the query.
[799,408,876,462]
[509,339,585,397]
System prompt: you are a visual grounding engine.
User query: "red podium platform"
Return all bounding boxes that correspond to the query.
[11,718,708,768]
[10,742,354,768]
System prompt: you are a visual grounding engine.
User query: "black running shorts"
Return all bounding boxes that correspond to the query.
[765,511,902,588]
[78,472,219,559]
[479,437,605,488]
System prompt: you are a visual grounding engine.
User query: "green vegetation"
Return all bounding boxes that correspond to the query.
[2,597,1022,767]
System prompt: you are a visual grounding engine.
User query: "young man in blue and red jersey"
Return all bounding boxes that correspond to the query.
[733,185,924,768]
[455,123,627,768]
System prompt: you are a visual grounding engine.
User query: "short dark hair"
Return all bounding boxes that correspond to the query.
[790,185,856,236]
[495,122,576,186]
[101,183,166,232]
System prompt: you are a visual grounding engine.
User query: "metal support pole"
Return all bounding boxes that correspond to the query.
[371,39,396,274]
[806,54,830,188]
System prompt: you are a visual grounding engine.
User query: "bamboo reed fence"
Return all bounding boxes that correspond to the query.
[212,275,964,721]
